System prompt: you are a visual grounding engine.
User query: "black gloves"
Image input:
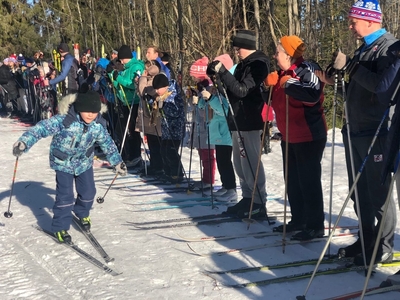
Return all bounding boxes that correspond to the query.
[106,63,114,74]
[144,93,155,106]
[113,70,119,81]
[206,60,225,76]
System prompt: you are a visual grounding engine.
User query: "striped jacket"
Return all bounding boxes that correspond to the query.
[271,57,327,143]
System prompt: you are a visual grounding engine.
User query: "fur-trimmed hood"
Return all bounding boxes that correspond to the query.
[58,93,108,116]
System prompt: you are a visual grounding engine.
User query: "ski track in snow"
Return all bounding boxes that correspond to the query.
[0,117,400,299]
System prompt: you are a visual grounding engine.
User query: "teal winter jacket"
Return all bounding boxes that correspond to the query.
[17,94,122,176]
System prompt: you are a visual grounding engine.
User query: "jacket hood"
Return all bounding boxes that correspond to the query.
[58,93,107,116]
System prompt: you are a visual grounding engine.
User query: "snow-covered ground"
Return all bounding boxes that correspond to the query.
[0,116,399,300]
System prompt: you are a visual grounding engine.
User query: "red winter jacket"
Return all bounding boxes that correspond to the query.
[271,57,327,143]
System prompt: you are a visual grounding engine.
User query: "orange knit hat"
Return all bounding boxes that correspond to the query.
[280,35,306,59]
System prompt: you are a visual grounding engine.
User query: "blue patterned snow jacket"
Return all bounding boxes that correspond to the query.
[160,80,185,141]
[17,94,122,176]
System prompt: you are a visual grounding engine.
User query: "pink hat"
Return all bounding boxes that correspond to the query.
[214,54,233,71]
[190,57,209,79]
[9,53,17,60]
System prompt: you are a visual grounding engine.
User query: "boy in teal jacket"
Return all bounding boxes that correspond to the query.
[12,90,126,242]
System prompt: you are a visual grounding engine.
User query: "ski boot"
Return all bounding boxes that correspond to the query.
[55,230,72,243]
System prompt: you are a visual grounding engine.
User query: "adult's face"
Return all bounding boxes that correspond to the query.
[146,48,158,61]
[275,44,291,71]
[348,17,375,40]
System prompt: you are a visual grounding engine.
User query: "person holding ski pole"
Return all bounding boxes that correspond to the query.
[316,0,397,265]
[206,29,269,218]
[107,45,145,169]
[266,35,327,241]
[12,89,126,242]
[151,73,185,184]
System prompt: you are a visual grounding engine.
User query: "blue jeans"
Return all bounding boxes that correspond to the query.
[51,168,96,232]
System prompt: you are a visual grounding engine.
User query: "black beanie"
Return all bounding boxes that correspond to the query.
[118,45,133,60]
[152,73,169,89]
[74,91,101,113]
[160,52,170,62]
[232,30,257,50]
[58,43,69,53]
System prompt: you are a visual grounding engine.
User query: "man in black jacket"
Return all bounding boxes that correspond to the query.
[207,30,269,218]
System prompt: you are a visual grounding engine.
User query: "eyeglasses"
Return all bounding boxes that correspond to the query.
[233,47,241,52]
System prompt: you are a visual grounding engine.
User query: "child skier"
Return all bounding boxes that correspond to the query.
[12,89,126,242]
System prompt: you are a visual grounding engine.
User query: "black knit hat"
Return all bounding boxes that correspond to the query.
[152,73,169,89]
[232,30,257,50]
[118,45,133,60]
[160,52,170,62]
[58,43,69,53]
[74,90,101,113]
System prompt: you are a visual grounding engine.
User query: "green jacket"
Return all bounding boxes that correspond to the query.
[112,58,145,105]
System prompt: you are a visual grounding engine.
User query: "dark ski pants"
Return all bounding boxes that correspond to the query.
[281,138,326,230]
[147,133,163,171]
[52,168,96,232]
[215,145,236,189]
[161,139,183,177]
[343,133,397,254]
[115,104,141,162]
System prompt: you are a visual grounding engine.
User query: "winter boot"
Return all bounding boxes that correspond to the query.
[353,248,393,266]
[338,239,362,259]
[79,216,91,232]
[273,222,305,233]
[291,228,325,241]
[237,202,267,219]
[225,198,251,215]
[54,230,72,243]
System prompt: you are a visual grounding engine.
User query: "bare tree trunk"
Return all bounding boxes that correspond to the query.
[40,0,52,47]
[145,0,155,43]
[65,0,74,41]
[242,0,248,29]
[254,0,261,48]
[75,0,84,46]
[222,0,226,50]
[177,0,184,86]
[287,0,300,35]
[266,0,278,46]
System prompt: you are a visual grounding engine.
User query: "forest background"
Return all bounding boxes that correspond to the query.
[2,0,400,127]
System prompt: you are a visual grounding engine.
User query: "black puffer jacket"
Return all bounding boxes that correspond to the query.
[218,50,269,131]
[0,65,19,99]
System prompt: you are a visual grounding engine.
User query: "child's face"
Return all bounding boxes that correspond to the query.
[80,112,99,124]
[155,86,168,96]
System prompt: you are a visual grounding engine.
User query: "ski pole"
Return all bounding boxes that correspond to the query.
[296,94,393,300]
[360,158,398,299]
[213,79,273,225]
[204,99,215,205]
[97,97,136,204]
[282,94,290,253]
[4,157,19,218]
[327,72,339,256]
[96,172,118,204]
[245,87,273,227]
[341,74,368,270]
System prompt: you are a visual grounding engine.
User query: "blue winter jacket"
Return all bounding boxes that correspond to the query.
[160,80,185,140]
[198,94,232,146]
[17,94,122,176]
